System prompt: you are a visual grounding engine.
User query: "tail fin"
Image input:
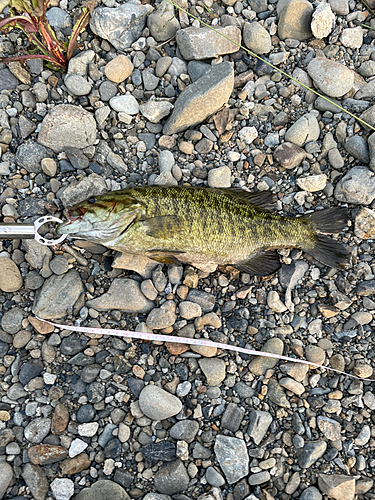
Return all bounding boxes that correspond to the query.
[307,207,349,234]
[307,234,350,269]
[305,208,350,269]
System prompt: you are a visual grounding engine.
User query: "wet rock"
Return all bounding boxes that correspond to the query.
[176,26,241,60]
[278,0,313,40]
[214,435,249,484]
[154,459,189,495]
[32,270,84,320]
[318,474,355,500]
[163,62,234,135]
[90,1,153,50]
[139,385,182,420]
[38,104,97,152]
[87,278,154,313]
[307,58,354,98]
[22,463,49,500]
[334,167,375,205]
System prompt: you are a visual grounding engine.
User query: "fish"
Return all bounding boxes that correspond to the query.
[56,186,350,277]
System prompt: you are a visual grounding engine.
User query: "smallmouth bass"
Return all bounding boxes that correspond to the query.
[56,186,349,276]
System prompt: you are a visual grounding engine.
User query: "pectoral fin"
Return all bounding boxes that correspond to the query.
[234,250,281,276]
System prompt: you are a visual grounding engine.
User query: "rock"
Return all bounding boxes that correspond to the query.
[0,462,13,499]
[214,435,249,484]
[285,112,320,147]
[170,420,199,443]
[51,478,74,500]
[60,174,107,207]
[154,459,189,495]
[355,208,375,239]
[142,441,176,464]
[249,338,284,375]
[19,359,43,385]
[307,58,354,98]
[274,142,306,169]
[278,0,313,41]
[110,95,139,115]
[317,416,341,441]
[340,27,363,49]
[38,104,97,152]
[1,307,23,334]
[176,26,241,60]
[67,50,95,76]
[267,291,287,313]
[73,480,130,500]
[163,62,234,135]
[24,418,51,444]
[311,2,335,39]
[32,270,84,320]
[51,403,69,435]
[0,257,22,292]
[247,410,272,445]
[238,126,258,144]
[296,174,327,192]
[179,301,202,319]
[65,74,92,96]
[248,471,271,485]
[146,300,176,329]
[60,453,91,475]
[16,141,53,173]
[298,441,327,468]
[28,444,68,465]
[87,278,154,313]
[334,167,375,205]
[198,358,226,386]
[105,55,133,83]
[22,464,49,500]
[360,105,375,131]
[355,80,375,100]
[207,166,231,188]
[139,385,182,420]
[112,252,159,278]
[318,474,355,500]
[148,1,180,42]
[267,379,290,408]
[0,68,19,91]
[329,0,349,15]
[279,377,305,395]
[140,100,173,123]
[300,487,322,500]
[243,22,271,54]
[344,135,369,163]
[354,424,371,445]
[328,148,345,169]
[19,115,36,139]
[90,1,153,50]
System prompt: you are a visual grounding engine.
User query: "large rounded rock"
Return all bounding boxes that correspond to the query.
[139,385,182,420]
[278,0,313,41]
[0,462,13,499]
[285,112,320,147]
[334,167,375,205]
[243,22,271,54]
[73,480,130,500]
[147,0,180,42]
[307,58,354,98]
[154,459,189,495]
[38,104,97,152]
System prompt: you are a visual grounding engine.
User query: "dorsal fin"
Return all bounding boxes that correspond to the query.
[213,188,277,212]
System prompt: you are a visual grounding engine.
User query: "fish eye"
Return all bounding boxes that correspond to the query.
[88,197,96,204]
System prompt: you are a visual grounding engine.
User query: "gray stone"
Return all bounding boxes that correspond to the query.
[109,95,139,115]
[46,7,70,28]
[207,166,231,188]
[205,468,226,487]
[22,464,49,500]
[300,487,322,500]
[154,459,189,495]
[311,2,335,39]
[163,62,234,135]
[188,60,210,82]
[146,300,176,329]
[278,0,313,41]
[298,441,327,468]
[1,307,24,334]
[329,0,349,15]
[139,385,182,420]
[170,420,199,443]
[176,26,241,60]
[267,379,290,408]
[0,462,13,499]
[16,141,52,173]
[140,100,173,123]
[307,58,354,98]
[243,22,271,54]
[87,278,154,314]
[148,1,180,42]
[274,142,306,169]
[19,115,37,139]
[73,480,130,500]
[248,471,271,485]
[0,68,19,91]
[38,104,97,152]
[67,50,95,77]
[249,338,284,375]
[90,1,153,50]
[317,416,341,441]
[341,26,363,49]
[60,174,107,207]
[344,135,370,163]
[198,358,226,386]
[328,148,345,169]
[334,166,375,205]
[285,112,320,147]
[142,69,160,91]
[221,403,245,432]
[64,74,92,96]
[32,270,84,320]
[214,435,249,484]
[24,418,51,444]
[51,478,74,500]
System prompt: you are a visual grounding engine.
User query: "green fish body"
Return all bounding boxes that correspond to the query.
[57,186,349,276]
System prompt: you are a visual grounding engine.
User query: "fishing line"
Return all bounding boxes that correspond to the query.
[36,317,374,383]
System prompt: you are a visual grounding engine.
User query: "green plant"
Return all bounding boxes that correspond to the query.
[0,0,95,70]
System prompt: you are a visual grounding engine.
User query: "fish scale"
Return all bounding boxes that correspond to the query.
[57,186,349,277]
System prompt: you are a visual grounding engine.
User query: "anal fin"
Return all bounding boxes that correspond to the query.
[234,250,281,276]
[147,249,186,265]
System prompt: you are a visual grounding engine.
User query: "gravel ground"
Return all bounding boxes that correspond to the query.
[0,0,375,499]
